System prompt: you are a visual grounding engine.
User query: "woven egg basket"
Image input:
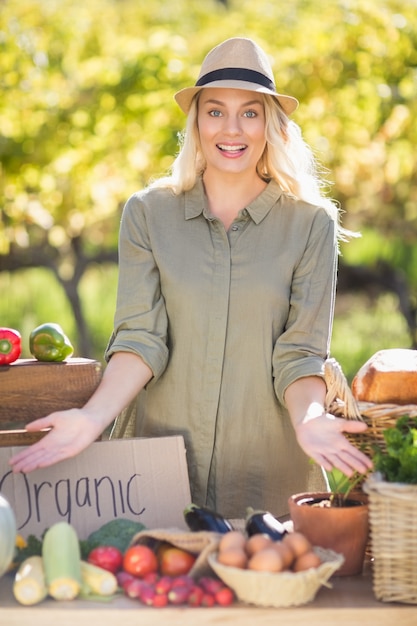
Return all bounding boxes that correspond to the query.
[325,357,417,604]
[208,548,344,607]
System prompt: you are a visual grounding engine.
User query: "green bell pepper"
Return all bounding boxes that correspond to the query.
[29,322,74,362]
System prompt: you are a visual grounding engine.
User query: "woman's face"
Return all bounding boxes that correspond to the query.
[197,88,266,179]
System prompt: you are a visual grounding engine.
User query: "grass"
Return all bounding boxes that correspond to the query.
[331,292,411,382]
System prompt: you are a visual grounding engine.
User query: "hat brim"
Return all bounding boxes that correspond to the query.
[174,80,299,116]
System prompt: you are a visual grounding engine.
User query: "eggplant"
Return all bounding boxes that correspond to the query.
[245,508,287,541]
[183,503,234,533]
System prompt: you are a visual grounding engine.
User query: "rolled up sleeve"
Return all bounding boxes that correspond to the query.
[273,209,338,405]
[104,193,169,381]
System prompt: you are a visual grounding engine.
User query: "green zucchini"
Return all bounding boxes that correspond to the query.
[42,521,82,600]
[13,555,48,605]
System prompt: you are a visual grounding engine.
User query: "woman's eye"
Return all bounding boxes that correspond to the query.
[209,109,222,117]
[244,110,257,118]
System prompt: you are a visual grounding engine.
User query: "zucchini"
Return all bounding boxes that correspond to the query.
[42,522,82,600]
[183,503,233,533]
[13,555,48,606]
[80,560,118,596]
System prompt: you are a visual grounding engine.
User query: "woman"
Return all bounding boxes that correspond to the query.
[10,38,371,518]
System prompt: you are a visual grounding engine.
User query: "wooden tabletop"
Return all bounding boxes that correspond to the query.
[1,561,416,626]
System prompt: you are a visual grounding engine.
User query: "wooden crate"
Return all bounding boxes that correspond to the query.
[0,358,102,446]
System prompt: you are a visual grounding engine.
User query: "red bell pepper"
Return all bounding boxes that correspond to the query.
[0,327,22,365]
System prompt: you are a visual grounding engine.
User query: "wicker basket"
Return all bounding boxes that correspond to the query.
[208,547,344,607]
[363,474,417,604]
[324,358,417,457]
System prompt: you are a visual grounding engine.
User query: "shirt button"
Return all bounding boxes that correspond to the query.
[231,225,239,231]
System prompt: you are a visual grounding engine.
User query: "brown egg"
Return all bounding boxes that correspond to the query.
[273,540,295,570]
[247,547,284,573]
[292,550,322,572]
[282,532,312,559]
[218,530,247,553]
[217,547,248,569]
[245,533,274,557]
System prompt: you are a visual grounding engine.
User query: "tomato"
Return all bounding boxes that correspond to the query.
[123,544,158,578]
[87,545,124,574]
[158,545,196,577]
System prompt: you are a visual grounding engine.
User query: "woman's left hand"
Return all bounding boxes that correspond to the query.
[294,413,373,476]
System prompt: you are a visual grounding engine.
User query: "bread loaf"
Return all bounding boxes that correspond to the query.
[351,348,417,405]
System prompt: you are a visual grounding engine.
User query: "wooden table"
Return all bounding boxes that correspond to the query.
[1,561,416,626]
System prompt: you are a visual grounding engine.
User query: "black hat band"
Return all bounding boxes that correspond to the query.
[196,67,276,92]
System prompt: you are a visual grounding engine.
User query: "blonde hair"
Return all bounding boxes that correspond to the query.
[151,92,352,241]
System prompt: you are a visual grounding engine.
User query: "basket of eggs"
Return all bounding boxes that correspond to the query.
[208,530,344,607]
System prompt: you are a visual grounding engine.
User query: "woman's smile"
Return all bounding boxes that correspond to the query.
[216,142,248,157]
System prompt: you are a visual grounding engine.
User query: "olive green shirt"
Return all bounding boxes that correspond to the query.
[106,178,337,518]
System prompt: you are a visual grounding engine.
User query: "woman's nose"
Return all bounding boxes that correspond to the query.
[223,114,241,134]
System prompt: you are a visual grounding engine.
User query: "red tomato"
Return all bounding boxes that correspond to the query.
[123,545,158,578]
[159,546,196,577]
[87,545,124,574]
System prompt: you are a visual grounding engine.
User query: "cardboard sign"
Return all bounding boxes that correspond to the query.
[0,437,191,539]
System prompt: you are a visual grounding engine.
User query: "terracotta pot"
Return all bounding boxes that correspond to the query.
[288,491,369,576]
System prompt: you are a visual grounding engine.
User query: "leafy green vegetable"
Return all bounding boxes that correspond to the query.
[14,533,44,567]
[324,467,367,504]
[81,518,147,558]
[14,519,148,565]
[372,415,417,484]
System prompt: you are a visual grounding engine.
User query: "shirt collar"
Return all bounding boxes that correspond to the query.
[184,177,284,224]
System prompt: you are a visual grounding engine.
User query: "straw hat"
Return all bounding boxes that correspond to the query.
[174,37,298,116]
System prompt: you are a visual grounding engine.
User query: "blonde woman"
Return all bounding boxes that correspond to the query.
[10,38,371,518]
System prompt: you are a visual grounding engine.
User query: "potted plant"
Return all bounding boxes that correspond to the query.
[363,415,417,603]
[288,466,370,576]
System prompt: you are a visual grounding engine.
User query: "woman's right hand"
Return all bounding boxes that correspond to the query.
[8,351,154,474]
[8,408,105,473]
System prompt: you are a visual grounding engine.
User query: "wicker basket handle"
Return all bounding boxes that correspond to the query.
[324,358,363,421]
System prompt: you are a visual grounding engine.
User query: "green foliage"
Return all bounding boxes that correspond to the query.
[331,293,410,382]
[372,416,417,483]
[324,467,368,504]
[2,0,417,249]
[14,533,44,567]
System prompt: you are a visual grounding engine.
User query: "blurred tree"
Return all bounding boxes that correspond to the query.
[1,0,416,353]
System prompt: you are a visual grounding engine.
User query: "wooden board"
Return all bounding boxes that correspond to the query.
[0,358,102,446]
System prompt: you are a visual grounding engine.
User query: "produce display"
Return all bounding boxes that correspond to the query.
[9,516,236,608]
[6,500,328,610]
[29,322,74,362]
[372,415,417,483]
[0,322,74,365]
[0,328,21,365]
[13,556,48,606]
[216,530,321,573]
[183,503,234,533]
[245,508,287,540]
[0,494,17,576]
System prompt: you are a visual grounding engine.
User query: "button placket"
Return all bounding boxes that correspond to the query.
[199,219,232,501]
